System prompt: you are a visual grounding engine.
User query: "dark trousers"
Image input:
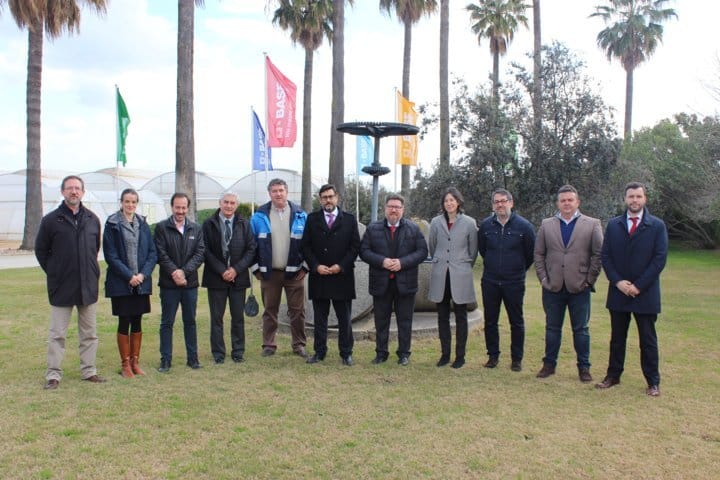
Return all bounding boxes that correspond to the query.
[541,287,591,369]
[207,287,246,361]
[373,280,415,359]
[159,287,198,362]
[312,299,354,359]
[606,310,660,386]
[481,279,526,361]
[437,274,468,360]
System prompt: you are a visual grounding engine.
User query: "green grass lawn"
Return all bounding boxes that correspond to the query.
[0,249,718,479]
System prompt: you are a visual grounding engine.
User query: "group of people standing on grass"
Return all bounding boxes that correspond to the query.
[36,175,667,398]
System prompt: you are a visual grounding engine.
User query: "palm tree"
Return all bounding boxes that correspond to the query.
[466,0,529,105]
[592,0,677,141]
[176,0,204,221]
[379,0,438,196]
[328,0,354,201]
[5,0,107,250]
[439,0,449,168]
[273,0,333,212]
[531,0,542,164]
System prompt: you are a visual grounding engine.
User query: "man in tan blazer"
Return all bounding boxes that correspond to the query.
[534,185,603,383]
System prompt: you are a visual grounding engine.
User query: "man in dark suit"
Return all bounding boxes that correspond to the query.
[596,182,668,397]
[534,185,603,382]
[360,194,428,366]
[201,192,257,364]
[301,184,361,366]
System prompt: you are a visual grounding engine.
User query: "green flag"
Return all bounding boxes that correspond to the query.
[116,87,130,166]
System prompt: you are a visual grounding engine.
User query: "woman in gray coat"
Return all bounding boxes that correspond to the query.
[428,188,478,368]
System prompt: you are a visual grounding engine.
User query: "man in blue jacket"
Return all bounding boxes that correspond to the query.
[596,182,668,397]
[250,179,308,358]
[478,188,535,372]
[360,194,428,366]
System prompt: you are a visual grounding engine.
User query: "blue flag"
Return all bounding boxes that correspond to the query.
[252,110,272,171]
[356,135,373,175]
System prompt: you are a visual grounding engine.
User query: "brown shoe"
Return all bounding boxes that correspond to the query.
[535,363,555,378]
[117,333,134,378]
[129,332,146,376]
[44,379,59,390]
[646,385,660,397]
[82,374,106,383]
[293,347,308,358]
[578,368,593,383]
[595,377,620,389]
[484,357,499,369]
[536,363,555,378]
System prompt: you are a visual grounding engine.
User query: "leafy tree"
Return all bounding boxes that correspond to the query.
[591,0,677,142]
[466,0,529,105]
[273,0,333,212]
[5,0,107,249]
[504,42,621,223]
[176,0,205,221]
[618,115,720,248]
[379,0,438,197]
[531,0,542,165]
[341,177,389,225]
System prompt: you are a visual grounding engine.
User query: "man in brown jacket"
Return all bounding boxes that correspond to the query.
[534,185,603,383]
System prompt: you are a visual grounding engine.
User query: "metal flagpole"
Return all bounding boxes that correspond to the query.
[114,84,120,203]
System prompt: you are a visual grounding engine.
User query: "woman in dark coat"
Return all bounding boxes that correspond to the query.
[103,189,157,378]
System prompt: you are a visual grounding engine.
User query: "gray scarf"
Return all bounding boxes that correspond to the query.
[119,212,140,274]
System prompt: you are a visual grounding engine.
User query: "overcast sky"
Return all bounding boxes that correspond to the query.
[0,0,717,187]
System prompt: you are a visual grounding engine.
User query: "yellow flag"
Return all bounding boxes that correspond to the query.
[396,91,418,166]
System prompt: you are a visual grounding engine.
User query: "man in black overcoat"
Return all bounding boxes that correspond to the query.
[301,184,361,366]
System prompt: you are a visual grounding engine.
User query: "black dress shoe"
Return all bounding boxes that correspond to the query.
[398,356,409,366]
[484,357,499,368]
[511,360,522,372]
[44,379,59,390]
[214,357,225,365]
[231,356,244,363]
[158,358,171,373]
[342,356,353,366]
[186,359,202,369]
[306,354,323,364]
[451,357,465,369]
[371,355,388,365]
[436,356,450,367]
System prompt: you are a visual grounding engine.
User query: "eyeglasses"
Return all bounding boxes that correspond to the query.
[386,204,403,210]
[319,194,336,200]
[493,199,509,205]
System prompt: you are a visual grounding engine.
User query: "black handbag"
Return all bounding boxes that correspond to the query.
[244,282,259,317]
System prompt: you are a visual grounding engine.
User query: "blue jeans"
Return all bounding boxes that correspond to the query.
[542,287,591,369]
[159,287,199,361]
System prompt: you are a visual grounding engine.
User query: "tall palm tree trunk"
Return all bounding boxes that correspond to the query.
[301,48,313,212]
[176,0,197,219]
[328,0,345,200]
[21,23,43,250]
[532,0,542,167]
[401,19,412,196]
[439,0,449,168]
[624,67,633,141]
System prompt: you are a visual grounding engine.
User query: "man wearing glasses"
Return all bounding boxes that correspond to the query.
[360,194,428,366]
[301,184,361,366]
[478,188,536,372]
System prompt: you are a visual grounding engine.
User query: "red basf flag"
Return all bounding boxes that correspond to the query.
[265,56,297,148]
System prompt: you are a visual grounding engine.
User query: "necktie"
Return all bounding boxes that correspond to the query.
[629,217,638,236]
[389,225,396,239]
[224,219,232,244]
[327,213,335,229]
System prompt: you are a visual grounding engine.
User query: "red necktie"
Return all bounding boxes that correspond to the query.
[389,225,396,239]
[629,217,639,236]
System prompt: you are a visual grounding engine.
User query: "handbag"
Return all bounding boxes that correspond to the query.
[244,281,259,317]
